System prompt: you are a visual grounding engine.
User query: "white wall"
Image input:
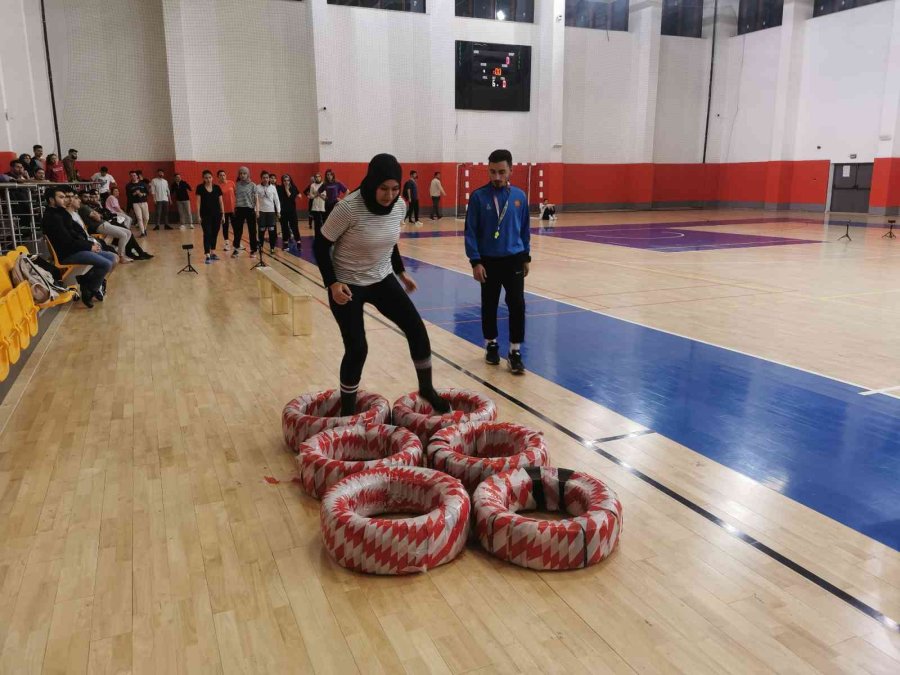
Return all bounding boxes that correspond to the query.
[654,36,710,164]
[707,27,782,163]
[562,27,636,164]
[794,2,894,163]
[0,0,55,154]
[6,0,900,171]
[319,5,440,163]
[163,0,318,163]
[44,0,174,161]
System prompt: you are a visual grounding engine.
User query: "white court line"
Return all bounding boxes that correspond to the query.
[406,257,879,393]
[860,385,900,397]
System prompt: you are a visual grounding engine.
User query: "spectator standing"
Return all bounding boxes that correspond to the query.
[29,145,45,175]
[45,154,67,182]
[91,166,116,204]
[430,172,446,220]
[150,169,172,230]
[319,169,347,222]
[276,174,301,251]
[195,170,224,264]
[126,171,150,237]
[403,170,421,226]
[17,154,34,177]
[305,174,315,228]
[255,171,280,254]
[232,166,258,256]
[308,173,326,238]
[62,149,80,181]
[172,173,194,229]
[217,170,236,250]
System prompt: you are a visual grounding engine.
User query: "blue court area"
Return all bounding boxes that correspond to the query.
[398,217,824,252]
[296,239,900,550]
[404,258,900,549]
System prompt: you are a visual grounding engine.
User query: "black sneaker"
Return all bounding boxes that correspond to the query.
[79,285,94,308]
[508,350,525,375]
[485,342,500,365]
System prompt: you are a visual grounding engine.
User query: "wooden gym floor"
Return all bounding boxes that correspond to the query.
[0,209,898,674]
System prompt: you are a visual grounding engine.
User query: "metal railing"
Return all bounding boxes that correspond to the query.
[0,181,99,254]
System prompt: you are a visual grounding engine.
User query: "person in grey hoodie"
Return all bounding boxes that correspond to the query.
[232,166,259,256]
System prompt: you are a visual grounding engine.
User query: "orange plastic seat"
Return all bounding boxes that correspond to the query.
[0,298,21,364]
[14,284,38,336]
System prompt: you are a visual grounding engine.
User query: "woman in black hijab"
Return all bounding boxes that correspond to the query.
[313,154,450,416]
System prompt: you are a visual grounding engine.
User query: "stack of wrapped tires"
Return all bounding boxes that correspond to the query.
[283,387,623,575]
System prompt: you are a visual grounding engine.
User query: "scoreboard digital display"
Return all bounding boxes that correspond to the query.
[455,40,531,112]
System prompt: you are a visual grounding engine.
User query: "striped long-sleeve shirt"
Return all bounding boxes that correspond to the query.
[234,179,257,209]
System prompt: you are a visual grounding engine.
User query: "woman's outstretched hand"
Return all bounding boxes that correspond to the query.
[330,282,353,305]
[399,272,417,294]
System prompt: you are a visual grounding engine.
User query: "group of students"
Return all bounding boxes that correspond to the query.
[314,148,531,418]
[40,184,154,308]
[0,145,78,185]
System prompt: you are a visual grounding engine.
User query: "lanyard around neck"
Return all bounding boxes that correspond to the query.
[492,189,510,239]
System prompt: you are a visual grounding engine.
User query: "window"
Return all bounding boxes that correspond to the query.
[327,0,425,13]
[661,0,703,38]
[813,0,887,18]
[737,0,783,34]
[456,0,534,22]
[565,0,630,32]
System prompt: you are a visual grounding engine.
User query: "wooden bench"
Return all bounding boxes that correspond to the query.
[255,267,312,336]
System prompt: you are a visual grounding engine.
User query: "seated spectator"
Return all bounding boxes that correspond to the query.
[3,159,30,183]
[84,189,152,261]
[17,154,33,178]
[105,186,132,229]
[77,190,134,263]
[45,154,67,182]
[539,199,557,221]
[41,185,117,308]
[32,168,48,183]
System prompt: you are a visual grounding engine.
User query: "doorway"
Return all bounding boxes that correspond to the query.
[830,163,873,213]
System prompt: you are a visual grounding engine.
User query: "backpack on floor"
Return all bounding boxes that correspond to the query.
[11,254,69,304]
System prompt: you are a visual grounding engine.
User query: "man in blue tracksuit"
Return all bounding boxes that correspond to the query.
[464,149,531,374]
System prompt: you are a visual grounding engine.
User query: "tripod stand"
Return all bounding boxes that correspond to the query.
[883,219,896,239]
[838,221,852,242]
[178,244,198,274]
[250,241,267,269]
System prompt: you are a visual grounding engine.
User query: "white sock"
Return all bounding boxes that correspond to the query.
[485,339,497,347]
[510,343,521,351]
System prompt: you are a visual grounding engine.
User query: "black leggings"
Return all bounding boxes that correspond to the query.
[311,211,325,239]
[201,212,220,254]
[329,274,431,390]
[222,212,233,240]
[281,210,300,244]
[233,206,257,250]
[481,256,526,344]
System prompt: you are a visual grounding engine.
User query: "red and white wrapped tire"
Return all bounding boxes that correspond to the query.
[473,466,622,570]
[391,389,497,445]
[297,425,423,499]
[426,421,550,493]
[282,390,390,452]
[320,466,470,574]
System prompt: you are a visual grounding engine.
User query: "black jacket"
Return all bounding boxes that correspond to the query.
[276,184,300,214]
[42,206,93,260]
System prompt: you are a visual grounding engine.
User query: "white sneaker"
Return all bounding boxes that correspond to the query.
[415,221,423,226]
[224,241,231,251]
[179,224,186,230]
[238,244,246,250]
[189,224,195,229]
